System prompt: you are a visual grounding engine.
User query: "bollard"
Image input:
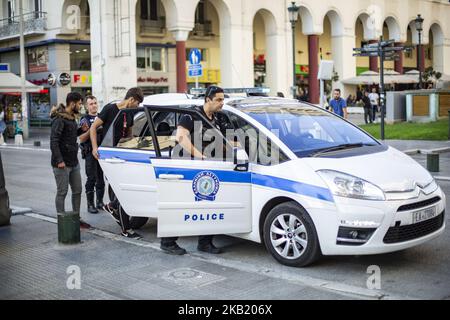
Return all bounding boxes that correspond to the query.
[427,153,439,173]
[57,212,80,244]
[14,134,23,146]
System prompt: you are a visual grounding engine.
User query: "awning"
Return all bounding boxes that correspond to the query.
[342,70,419,85]
[0,71,43,93]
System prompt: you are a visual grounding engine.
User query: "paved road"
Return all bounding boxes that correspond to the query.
[1,144,449,300]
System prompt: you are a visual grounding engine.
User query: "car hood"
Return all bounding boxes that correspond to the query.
[301,146,433,192]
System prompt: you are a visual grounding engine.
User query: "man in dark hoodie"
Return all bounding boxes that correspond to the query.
[50,92,90,228]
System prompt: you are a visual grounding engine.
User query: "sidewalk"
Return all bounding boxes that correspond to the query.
[0,214,353,300]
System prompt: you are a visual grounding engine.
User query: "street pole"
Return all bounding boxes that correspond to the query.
[19,0,29,139]
[418,30,423,90]
[292,22,297,98]
[379,36,385,141]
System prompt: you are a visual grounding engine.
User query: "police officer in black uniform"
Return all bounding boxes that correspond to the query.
[160,86,228,256]
[79,95,105,214]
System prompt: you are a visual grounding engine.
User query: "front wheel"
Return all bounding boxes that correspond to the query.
[263,202,321,267]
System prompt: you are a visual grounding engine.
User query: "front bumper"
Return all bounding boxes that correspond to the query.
[310,186,446,256]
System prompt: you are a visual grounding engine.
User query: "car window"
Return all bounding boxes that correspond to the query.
[240,104,379,157]
[152,109,232,161]
[115,111,156,151]
[223,111,289,166]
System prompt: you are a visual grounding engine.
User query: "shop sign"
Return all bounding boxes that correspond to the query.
[58,73,71,86]
[48,73,56,86]
[28,46,49,73]
[137,76,169,85]
[71,72,92,87]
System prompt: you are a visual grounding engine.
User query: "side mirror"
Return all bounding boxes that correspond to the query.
[233,147,249,172]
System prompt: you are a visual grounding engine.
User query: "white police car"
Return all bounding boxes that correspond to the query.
[98,89,445,267]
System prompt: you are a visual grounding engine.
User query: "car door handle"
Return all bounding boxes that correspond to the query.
[158,174,184,180]
[104,158,126,164]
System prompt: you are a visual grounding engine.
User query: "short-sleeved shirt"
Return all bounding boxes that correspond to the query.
[98,103,135,146]
[79,114,104,148]
[329,98,347,117]
[178,106,227,155]
[369,93,379,106]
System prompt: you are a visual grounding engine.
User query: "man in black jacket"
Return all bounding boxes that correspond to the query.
[50,92,90,228]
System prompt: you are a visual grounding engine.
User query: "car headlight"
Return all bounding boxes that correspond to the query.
[317,170,385,201]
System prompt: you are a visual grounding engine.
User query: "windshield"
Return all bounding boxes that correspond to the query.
[240,103,379,157]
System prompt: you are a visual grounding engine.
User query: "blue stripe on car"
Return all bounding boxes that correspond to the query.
[99,149,333,203]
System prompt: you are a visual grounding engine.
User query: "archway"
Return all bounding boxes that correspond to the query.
[429,23,445,73]
[253,9,277,90]
[355,13,376,73]
[319,10,344,96]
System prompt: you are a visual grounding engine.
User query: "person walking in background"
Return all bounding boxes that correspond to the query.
[78,95,105,214]
[368,88,379,122]
[50,92,90,229]
[362,91,373,124]
[329,89,348,119]
[0,107,7,145]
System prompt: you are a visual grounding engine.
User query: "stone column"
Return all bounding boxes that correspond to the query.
[170,29,190,93]
[369,40,378,72]
[308,34,319,104]
[394,42,404,74]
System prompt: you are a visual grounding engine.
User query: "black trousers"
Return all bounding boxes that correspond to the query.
[161,235,213,247]
[108,185,131,232]
[84,153,105,193]
[364,107,373,124]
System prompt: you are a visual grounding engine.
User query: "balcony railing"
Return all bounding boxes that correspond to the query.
[192,21,213,37]
[140,18,165,35]
[0,11,47,41]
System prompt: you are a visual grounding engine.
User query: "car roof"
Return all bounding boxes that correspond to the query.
[140,93,304,111]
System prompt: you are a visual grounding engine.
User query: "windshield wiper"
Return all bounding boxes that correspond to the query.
[309,143,369,157]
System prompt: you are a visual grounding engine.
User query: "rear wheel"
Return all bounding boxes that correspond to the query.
[263,201,321,267]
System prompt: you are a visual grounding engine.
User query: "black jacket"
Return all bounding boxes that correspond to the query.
[50,105,83,168]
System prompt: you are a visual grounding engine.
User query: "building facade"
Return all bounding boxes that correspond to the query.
[0,0,449,124]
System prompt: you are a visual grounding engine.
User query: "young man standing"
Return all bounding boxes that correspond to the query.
[79,96,105,214]
[50,92,90,228]
[368,87,379,122]
[159,85,226,256]
[90,87,144,239]
[329,89,348,119]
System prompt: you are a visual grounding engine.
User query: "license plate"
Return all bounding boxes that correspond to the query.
[412,206,437,224]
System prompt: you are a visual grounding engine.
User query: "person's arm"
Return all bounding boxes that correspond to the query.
[50,118,66,168]
[78,119,90,143]
[176,126,204,159]
[90,117,104,160]
[342,99,348,119]
[79,129,90,143]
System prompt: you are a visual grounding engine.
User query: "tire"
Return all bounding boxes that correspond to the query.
[108,186,149,230]
[263,201,321,267]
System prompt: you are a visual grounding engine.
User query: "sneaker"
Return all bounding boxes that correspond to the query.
[104,204,120,224]
[121,230,142,239]
[197,243,223,254]
[80,220,91,229]
[160,243,187,255]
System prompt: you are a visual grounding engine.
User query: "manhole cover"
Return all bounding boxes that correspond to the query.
[159,268,226,287]
[170,269,200,279]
